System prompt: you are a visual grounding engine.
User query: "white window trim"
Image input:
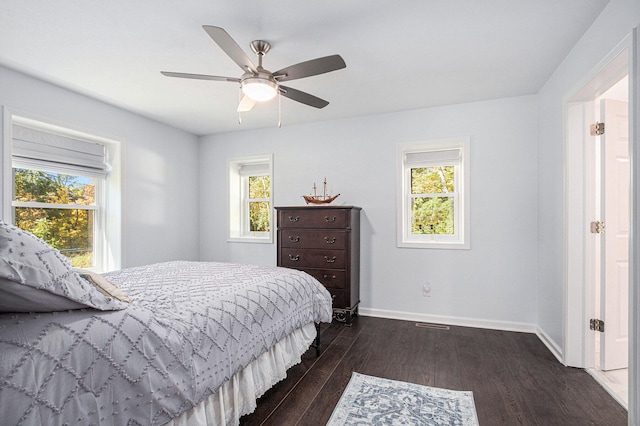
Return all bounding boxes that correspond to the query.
[2,108,122,271]
[396,137,470,249]
[228,154,273,243]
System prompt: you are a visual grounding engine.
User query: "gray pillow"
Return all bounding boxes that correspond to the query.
[0,277,86,312]
[0,221,128,312]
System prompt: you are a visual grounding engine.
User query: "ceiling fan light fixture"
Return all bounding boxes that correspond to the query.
[242,77,278,102]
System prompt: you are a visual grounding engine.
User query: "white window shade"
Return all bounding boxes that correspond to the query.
[12,124,107,175]
[405,149,461,167]
[238,163,270,176]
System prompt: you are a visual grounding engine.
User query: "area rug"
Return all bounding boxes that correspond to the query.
[327,372,479,425]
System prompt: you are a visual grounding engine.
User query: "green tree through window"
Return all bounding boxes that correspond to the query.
[248,175,270,232]
[13,168,95,267]
[410,166,455,235]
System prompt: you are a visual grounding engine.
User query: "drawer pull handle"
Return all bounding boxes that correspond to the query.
[289,216,300,222]
[325,216,337,223]
[332,294,337,300]
[289,236,300,242]
[324,256,337,263]
[324,237,336,244]
[289,254,300,261]
[323,274,337,279]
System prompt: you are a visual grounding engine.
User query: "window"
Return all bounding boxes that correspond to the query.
[2,114,121,271]
[228,154,273,243]
[397,138,470,249]
[13,168,100,268]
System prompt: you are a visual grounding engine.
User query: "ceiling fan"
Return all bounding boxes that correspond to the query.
[161,26,346,113]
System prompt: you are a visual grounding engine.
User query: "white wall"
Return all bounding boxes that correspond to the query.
[200,95,539,326]
[0,65,200,267]
[536,0,640,350]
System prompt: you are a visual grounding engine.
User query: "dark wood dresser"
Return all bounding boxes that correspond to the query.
[276,206,361,324]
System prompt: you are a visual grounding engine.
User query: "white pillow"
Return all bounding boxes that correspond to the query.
[0,221,128,312]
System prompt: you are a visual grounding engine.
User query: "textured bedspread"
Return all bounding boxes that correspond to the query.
[0,261,333,425]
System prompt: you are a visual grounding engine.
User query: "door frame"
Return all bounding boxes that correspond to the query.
[630,27,640,426]
[564,37,629,368]
[563,30,638,419]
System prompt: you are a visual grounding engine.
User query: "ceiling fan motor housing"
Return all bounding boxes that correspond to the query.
[240,40,279,102]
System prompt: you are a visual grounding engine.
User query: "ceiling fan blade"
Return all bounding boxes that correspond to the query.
[202,25,257,74]
[279,85,329,109]
[273,55,346,82]
[237,95,256,112]
[161,71,240,83]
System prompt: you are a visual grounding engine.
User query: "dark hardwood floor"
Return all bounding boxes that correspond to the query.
[240,316,627,425]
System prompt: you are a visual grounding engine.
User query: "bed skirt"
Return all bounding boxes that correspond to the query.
[164,322,317,426]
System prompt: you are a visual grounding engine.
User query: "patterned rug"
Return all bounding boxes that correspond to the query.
[327,372,479,425]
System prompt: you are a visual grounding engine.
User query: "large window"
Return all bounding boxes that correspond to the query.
[397,138,470,249]
[2,114,121,271]
[13,168,99,268]
[228,155,273,243]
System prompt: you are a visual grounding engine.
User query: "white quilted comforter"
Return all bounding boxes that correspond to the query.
[0,261,333,425]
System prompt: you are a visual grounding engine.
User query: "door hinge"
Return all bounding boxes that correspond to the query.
[590,221,605,234]
[590,318,605,332]
[590,122,605,136]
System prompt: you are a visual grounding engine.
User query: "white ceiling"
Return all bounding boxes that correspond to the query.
[0,0,609,136]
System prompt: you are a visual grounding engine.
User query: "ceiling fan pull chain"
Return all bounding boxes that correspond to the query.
[238,88,243,124]
[278,91,282,128]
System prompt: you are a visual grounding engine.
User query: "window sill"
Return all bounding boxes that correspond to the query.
[397,240,470,250]
[228,236,273,244]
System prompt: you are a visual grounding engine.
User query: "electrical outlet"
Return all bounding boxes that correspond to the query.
[422,284,431,297]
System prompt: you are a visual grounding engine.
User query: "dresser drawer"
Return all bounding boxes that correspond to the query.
[278,208,347,229]
[281,229,347,249]
[280,249,346,269]
[328,289,346,308]
[301,268,346,289]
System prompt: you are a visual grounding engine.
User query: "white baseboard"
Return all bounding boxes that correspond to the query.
[535,327,564,363]
[358,307,536,333]
[358,307,564,362]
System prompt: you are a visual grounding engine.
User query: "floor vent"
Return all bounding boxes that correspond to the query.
[415,322,450,330]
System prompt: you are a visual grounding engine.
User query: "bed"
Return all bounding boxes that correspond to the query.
[0,221,333,425]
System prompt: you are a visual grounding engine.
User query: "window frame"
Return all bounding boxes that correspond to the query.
[2,109,122,272]
[228,154,273,243]
[397,137,470,249]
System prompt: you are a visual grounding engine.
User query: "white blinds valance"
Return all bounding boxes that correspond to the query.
[238,163,270,176]
[12,124,108,175]
[405,148,461,167]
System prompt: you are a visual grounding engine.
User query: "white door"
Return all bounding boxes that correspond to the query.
[600,98,629,371]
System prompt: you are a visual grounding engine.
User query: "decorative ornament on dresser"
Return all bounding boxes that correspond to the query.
[276,206,360,324]
[303,178,340,205]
